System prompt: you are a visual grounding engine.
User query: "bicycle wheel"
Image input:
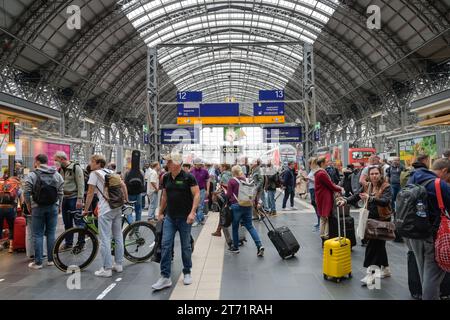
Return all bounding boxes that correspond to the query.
[123,221,156,263]
[53,228,98,272]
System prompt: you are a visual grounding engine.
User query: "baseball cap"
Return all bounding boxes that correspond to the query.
[193,158,204,165]
[163,152,183,164]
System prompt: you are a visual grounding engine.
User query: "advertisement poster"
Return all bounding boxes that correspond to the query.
[33,141,71,167]
[224,127,246,142]
[398,135,437,167]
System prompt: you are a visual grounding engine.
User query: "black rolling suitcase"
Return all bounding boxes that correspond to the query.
[260,209,299,259]
[408,250,450,300]
[329,212,356,248]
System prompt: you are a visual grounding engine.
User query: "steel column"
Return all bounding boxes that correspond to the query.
[303,43,316,165]
[147,47,159,161]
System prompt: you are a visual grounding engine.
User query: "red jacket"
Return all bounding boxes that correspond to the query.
[314,169,342,217]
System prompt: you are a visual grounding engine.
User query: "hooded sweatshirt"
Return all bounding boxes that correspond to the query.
[59,161,85,199]
[407,168,450,234]
[24,165,64,208]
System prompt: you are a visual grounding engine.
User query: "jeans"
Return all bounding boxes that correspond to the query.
[391,184,401,212]
[160,215,192,278]
[32,204,58,265]
[0,207,16,240]
[406,237,446,300]
[267,190,276,212]
[62,197,85,246]
[98,208,124,269]
[230,203,262,249]
[259,189,268,210]
[196,189,206,223]
[282,186,295,208]
[309,188,320,226]
[148,192,158,220]
[128,194,142,222]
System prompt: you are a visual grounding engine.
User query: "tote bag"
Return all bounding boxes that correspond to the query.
[356,183,371,240]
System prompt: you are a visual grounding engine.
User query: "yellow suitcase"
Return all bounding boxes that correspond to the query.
[323,206,352,282]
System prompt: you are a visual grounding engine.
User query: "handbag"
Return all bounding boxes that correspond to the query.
[364,219,396,241]
[434,179,450,272]
[220,204,232,228]
[356,183,371,239]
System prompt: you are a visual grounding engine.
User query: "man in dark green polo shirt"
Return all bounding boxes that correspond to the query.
[152,153,200,291]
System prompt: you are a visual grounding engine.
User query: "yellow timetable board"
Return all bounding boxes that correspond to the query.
[177,116,285,125]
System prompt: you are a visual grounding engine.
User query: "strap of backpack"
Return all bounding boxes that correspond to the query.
[435,178,447,217]
[93,171,108,200]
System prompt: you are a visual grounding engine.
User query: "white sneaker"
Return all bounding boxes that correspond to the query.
[192,222,199,227]
[94,267,112,278]
[28,262,43,270]
[380,266,391,278]
[290,206,298,210]
[47,261,55,267]
[152,277,172,290]
[183,274,193,285]
[113,264,123,273]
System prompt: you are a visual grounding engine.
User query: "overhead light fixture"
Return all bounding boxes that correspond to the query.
[84,117,95,124]
[32,123,38,130]
[5,142,16,155]
[371,111,383,119]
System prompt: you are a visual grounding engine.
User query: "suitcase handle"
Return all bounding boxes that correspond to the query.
[337,205,347,245]
[259,207,276,232]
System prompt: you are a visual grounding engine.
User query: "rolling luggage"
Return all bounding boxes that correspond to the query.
[407,250,450,300]
[323,206,352,282]
[13,216,26,252]
[260,209,299,259]
[223,224,247,248]
[329,209,356,248]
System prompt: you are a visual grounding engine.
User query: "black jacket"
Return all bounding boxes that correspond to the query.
[346,184,392,221]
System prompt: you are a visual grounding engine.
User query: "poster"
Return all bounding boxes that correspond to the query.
[224,127,246,142]
[398,135,437,168]
[33,141,71,167]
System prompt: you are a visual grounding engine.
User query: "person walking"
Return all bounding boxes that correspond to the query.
[146,162,160,221]
[84,154,128,277]
[212,164,232,237]
[152,153,200,290]
[265,163,280,216]
[124,152,145,222]
[226,165,264,256]
[315,156,343,246]
[190,159,210,226]
[338,165,393,286]
[24,154,64,269]
[282,161,297,211]
[0,170,22,253]
[53,151,85,250]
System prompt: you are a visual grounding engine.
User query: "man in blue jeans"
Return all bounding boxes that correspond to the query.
[24,154,64,269]
[152,153,200,291]
[190,158,210,227]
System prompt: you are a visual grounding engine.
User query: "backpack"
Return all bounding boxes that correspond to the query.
[32,171,59,206]
[233,177,256,207]
[435,179,450,272]
[0,178,20,205]
[395,179,434,239]
[95,170,125,209]
[400,169,413,188]
[125,170,144,195]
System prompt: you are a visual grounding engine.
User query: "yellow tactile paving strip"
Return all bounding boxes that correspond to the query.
[169,212,224,300]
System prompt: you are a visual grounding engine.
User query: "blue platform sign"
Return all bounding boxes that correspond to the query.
[177,91,203,102]
[200,103,240,117]
[263,127,302,143]
[143,134,150,145]
[161,128,199,145]
[253,102,285,116]
[259,90,284,101]
[177,104,200,117]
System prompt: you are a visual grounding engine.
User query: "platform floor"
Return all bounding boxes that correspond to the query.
[0,195,413,300]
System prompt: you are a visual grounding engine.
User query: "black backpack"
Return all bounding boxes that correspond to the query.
[125,170,144,195]
[32,171,58,205]
[395,179,434,239]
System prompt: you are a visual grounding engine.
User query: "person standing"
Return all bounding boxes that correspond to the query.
[360,155,381,186]
[212,164,232,237]
[265,163,279,216]
[226,165,264,256]
[190,159,210,227]
[307,158,319,231]
[124,151,145,222]
[342,164,355,198]
[251,159,266,212]
[146,162,160,221]
[338,165,393,285]
[282,161,297,211]
[326,161,341,185]
[53,151,85,250]
[315,156,343,246]
[152,153,200,290]
[24,154,64,269]
[0,170,22,253]
[386,157,404,212]
[84,154,128,277]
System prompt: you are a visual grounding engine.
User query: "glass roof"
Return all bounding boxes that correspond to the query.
[123,0,337,102]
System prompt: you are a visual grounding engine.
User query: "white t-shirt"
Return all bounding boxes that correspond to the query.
[88,168,113,214]
[145,168,159,193]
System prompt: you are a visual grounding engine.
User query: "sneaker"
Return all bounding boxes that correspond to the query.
[257,246,265,257]
[8,246,13,253]
[360,274,369,286]
[228,247,240,254]
[152,277,172,290]
[47,261,55,267]
[200,219,206,225]
[59,244,73,251]
[192,222,199,227]
[94,268,112,278]
[211,231,221,237]
[380,266,391,278]
[290,206,298,211]
[28,262,43,270]
[183,273,193,285]
[113,264,123,273]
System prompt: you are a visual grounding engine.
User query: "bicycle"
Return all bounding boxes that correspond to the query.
[52,204,157,272]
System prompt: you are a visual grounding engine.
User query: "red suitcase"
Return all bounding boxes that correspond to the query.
[13,216,26,251]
